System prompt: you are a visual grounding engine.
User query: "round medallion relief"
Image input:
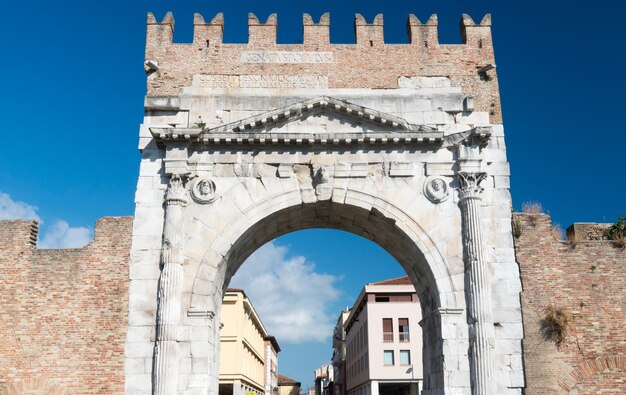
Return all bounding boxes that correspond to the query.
[191,177,218,204]
[423,176,450,203]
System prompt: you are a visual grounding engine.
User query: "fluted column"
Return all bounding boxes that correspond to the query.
[457,172,496,395]
[153,174,187,395]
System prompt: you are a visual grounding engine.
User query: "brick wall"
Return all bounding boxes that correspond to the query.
[0,217,133,395]
[513,213,626,394]
[145,12,502,123]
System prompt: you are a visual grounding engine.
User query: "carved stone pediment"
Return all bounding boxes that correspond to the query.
[150,96,445,146]
[207,96,436,134]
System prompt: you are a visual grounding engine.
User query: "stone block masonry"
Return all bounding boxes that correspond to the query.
[138,10,515,394]
[514,213,626,394]
[145,12,502,124]
[0,217,132,395]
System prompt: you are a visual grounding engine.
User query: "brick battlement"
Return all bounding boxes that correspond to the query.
[513,213,626,394]
[145,12,501,121]
[147,12,492,48]
[0,216,133,394]
[0,216,132,251]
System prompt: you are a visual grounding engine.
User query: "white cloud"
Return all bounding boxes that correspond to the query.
[39,220,92,249]
[231,242,342,344]
[0,191,91,249]
[0,192,40,221]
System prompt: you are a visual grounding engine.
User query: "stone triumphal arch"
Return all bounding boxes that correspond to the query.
[125,12,524,395]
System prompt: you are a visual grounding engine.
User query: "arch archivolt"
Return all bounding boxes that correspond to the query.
[183,174,464,316]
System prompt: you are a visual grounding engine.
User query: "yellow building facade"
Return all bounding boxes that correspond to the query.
[219,289,279,395]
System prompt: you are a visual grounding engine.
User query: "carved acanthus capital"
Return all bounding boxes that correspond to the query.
[457,172,487,201]
[165,174,188,206]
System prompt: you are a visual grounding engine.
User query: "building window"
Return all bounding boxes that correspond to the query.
[400,350,411,365]
[382,318,393,342]
[375,295,390,302]
[384,350,394,365]
[398,318,410,342]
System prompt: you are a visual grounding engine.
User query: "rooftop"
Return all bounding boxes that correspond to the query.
[278,374,301,386]
[370,276,412,286]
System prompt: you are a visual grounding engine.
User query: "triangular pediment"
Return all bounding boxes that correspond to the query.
[205,96,437,135]
[148,96,494,146]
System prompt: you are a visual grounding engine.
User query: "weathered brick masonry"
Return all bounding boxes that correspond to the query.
[145,12,502,123]
[0,217,132,394]
[513,213,626,394]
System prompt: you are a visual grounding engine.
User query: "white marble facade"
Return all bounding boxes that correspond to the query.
[125,77,524,394]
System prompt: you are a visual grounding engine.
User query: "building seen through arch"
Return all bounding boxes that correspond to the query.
[335,277,422,395]
[218,288,280,395]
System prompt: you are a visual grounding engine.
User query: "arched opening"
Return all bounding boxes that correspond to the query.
[190,198,462,394]
[226,228,417,395]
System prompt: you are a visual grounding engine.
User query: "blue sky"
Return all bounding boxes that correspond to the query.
[0,0,624,388]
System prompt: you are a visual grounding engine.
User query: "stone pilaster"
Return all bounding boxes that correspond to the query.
[457,172,496,394]
[153,174,187,395]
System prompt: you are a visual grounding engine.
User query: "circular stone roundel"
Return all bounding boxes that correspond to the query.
[423,176,450,204]
[190,177,218,204]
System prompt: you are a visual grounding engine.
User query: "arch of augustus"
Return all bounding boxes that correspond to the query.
[126,12,525,395]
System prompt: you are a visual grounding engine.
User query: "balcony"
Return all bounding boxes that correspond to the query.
[399,332,410,342]
[383,332,393,342]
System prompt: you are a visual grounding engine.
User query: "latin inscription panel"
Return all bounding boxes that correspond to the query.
[195,74,329,89]
[241,51,333,64]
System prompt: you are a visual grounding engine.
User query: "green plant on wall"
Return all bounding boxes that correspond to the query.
[604,216,626,248]
[194,116,207,131]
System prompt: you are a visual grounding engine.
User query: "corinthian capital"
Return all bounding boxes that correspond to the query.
[457,172,487,200]
[165,174,188,206]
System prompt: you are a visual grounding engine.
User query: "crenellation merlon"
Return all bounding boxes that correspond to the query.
[193,13,224,46]
[355,13,384,47]
[460,14,492,48]
[303,13,330,48]
[407,14,438,48]
[248,13,278,47]
[146,12,174,59]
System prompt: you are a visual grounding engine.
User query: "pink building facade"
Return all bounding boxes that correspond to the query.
[344,277,422,395]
